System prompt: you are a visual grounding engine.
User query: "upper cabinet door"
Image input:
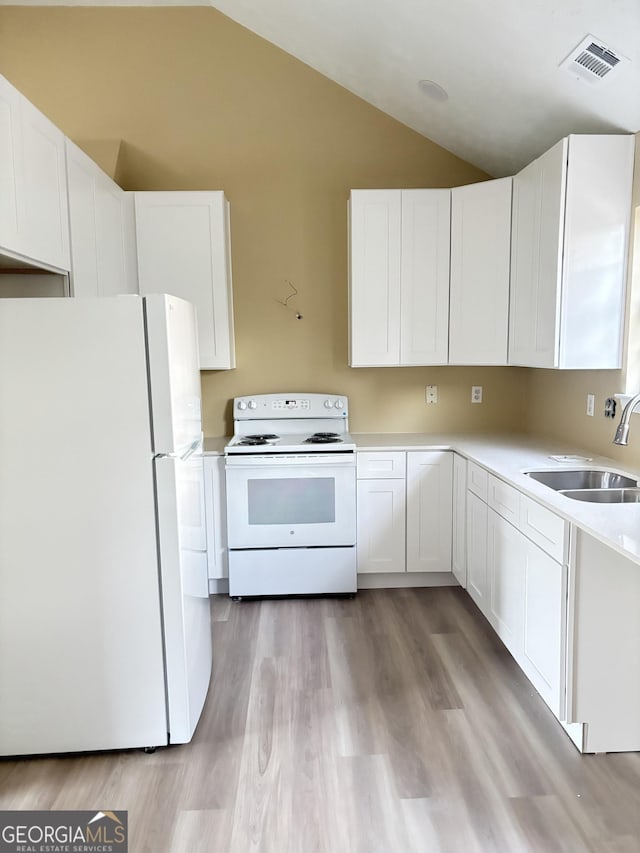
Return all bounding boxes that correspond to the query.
[348,188,449,367]
[509,139,566,368]
[509,135,633,369]
[66,141,138,298]
[19,95,70,272]
[449,177,512,365]
[0,76,22,254]
[0,74,70,272]
[400,189,450,365]
[135,191,235,370]
[349,189,402,366]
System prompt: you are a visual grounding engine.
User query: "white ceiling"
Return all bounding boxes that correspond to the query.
[7,0,640,175]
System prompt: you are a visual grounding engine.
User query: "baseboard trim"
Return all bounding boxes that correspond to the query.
[357,572,459,589]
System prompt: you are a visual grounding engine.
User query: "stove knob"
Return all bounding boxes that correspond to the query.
[324,399,333,409]
[248,400,257,410]
[335,399,344,409]
[237,400,247,411]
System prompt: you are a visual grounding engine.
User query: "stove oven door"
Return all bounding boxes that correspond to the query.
[225,453,356,549]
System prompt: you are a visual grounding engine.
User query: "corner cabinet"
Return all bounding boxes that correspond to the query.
[66,140,138,298]
[356,450,452,576]
[0,73,69,272]
[449,177,512,365]
[509,134,634,369]
[135,191,236,370]
[348,189,450,366]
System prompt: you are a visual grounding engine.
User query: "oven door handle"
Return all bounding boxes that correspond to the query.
[225,453,356,468]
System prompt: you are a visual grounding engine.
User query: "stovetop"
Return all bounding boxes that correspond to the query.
[225,431,357,454]
[225,393,355,454]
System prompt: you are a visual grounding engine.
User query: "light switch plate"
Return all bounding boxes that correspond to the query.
[425,385,438,404]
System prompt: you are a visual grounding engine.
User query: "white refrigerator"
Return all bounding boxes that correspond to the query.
[0,294,212,755]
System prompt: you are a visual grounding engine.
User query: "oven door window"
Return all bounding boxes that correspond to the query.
[247,477,335,525]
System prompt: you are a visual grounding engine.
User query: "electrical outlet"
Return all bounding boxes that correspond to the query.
[425,385,438,404]
[471,386,483,404]
[586,394,595,417]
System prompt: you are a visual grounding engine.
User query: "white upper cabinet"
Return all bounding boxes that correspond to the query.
[349,188,450,367]
[0,76,21,253]
[66,140,138,298]
[509,134,634,369]
[449,177,512,365]
[135,191,235,370]
[0,74,70,272]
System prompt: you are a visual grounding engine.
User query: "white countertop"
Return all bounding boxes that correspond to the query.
[354,432,640,567]
[203,429,640,565]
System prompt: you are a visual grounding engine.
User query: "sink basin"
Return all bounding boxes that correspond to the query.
[559,488,640,503]
[525,469,638,491]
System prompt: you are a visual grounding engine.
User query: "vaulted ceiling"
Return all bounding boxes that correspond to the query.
[8,0,640,176]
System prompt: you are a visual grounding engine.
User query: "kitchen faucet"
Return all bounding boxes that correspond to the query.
[613,393,640,445]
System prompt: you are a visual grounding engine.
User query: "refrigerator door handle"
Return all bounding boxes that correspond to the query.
[155,437,203,462]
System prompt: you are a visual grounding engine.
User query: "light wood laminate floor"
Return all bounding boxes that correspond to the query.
[2,588,640,852]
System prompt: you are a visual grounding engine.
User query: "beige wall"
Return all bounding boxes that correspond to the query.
[0,6,529,437]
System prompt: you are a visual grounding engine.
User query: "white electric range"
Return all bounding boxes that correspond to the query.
[224,393,357,598]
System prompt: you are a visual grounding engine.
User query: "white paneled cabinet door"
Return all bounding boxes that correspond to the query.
[66,141,138,298]
[356,478,406,574]
[406,451,452,573]
[486,509,525,657]
[509,134,633,369]
[466,490,488,614]
[19,94,69,272]
[452,454,467,587]
[449,177,512,365]
[135,191,235,370]
[204,456,228,582]
[0,76,22,255]
[509,139,566,368]
[400,189,450,365]
[349,190,402,366]
[520,539,566,718]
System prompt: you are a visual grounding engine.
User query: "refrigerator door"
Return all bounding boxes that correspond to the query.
[154,451,212,744]
[144,293,202,455]
[0,296,168,755]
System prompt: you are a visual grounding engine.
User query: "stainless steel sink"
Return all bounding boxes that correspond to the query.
[525,469,638,491]
[558,488,640,503]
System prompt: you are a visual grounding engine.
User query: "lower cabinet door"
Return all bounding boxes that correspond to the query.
[406,451,452,573]
[487,509,525,657]
[452,454,467,587]
[356,478,405,573]
[466,491,488,613]
[520,539,566,718]
[204,456,228,580]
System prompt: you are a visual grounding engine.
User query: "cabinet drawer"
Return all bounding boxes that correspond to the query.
[357,451,406,479]
[519,495,567,563]
[487,474,520,525]
[467,461,488,500]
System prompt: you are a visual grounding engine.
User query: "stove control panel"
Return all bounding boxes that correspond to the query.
[234,393,348,419]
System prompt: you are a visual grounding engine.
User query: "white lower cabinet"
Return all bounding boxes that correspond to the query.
[356,478,406,573]
[451,454,467,587]
[356,450,453,576]
[466,490,488,610]
[203,456,228,583]
[466,468,567,720]
[520,538,566,718]
[487,508,525,657]
[406,451,452,572]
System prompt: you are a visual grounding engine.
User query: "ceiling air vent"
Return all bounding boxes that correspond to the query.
[560,35,627,84]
